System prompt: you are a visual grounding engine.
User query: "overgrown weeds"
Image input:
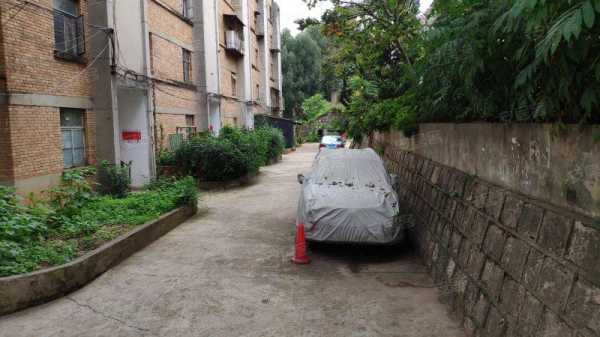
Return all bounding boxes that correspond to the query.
[0,171,197,277]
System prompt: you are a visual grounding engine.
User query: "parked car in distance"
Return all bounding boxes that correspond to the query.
[296,148,412,245]
[319,135,345,150]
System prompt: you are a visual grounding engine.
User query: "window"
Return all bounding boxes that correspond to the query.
[185,114,195,127]
[182,0,193,19]
[231,73,237,97]
[53,0,85,58]
[60,108,86,168]
[182,49,192,83]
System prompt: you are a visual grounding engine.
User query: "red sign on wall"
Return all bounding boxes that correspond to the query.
[122,131,142,142]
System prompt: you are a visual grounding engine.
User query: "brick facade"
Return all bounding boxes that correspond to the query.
[0,0,283,191]
[148,0,196,150]
[156,113,188,150]
[0,0,95,192]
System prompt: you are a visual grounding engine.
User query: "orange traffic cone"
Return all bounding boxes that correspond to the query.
[291,223,310,264]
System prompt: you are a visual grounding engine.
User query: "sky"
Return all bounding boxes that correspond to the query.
[280,0,435,36]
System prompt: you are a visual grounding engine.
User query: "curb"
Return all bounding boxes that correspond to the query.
[0,205,197,316]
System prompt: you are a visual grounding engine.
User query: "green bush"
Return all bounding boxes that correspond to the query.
[175,135,249,181]
[157,150,176,166]
[97,161,131,198]
[170,126,286,182]
[220,126,268,170]
[256,126,285,160]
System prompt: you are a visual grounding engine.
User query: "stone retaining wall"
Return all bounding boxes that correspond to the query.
[379,145,600,337]
[0,205,197,316]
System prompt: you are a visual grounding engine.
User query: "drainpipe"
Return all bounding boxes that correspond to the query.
[214,0,222,129]
[194,0,209,132]
[140,0,156,176]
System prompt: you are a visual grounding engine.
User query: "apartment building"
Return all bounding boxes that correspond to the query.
[0,0,97,194]
[0,0,282,194]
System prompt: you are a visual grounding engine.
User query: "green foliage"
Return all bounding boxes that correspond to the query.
[301,93,332,122]
[282,25,335,119]
[97,161,131,198]
[157,150,176,166]
[0,177,197,277]
[220,126,269,171]
[256,126,286,160]
[175,135,249,182]
[0,186,49,245]
[170,127,286,182]
[49,168,96,215]
[305,0,599,140]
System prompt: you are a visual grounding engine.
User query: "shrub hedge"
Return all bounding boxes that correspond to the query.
[167,126,286,182]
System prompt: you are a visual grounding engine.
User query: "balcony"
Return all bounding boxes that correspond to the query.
[270,32,281,52]
[225,30,244,56]
[256,13,265,37]
[225,0,245,26]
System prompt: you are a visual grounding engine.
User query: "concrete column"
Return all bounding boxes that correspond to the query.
[89,0,121,165]
[193,0,209,132]
[196,0,221,133]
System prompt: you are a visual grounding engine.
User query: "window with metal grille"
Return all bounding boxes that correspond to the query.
[182,49,192,82]
[60,108,86,168]
[53,0,85,58]
[182,0,193,19]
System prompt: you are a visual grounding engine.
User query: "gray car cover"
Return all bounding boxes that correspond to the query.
[297,148,408,244]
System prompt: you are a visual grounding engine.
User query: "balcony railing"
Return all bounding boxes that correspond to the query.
[225,30,244,56]
[53,10,85,59]
[270,32,281,52]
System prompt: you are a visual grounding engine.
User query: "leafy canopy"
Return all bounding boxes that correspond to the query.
[302,0,600,140]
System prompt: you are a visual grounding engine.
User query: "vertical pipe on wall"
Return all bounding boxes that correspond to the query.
[140,0,156,176]
[193,0,209,132]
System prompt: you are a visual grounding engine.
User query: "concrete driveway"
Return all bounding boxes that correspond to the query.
[0,144,464,337]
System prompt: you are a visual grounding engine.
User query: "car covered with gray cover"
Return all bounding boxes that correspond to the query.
[296,148,411,244]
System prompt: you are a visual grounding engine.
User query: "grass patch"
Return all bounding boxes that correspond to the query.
[0,175,197,277]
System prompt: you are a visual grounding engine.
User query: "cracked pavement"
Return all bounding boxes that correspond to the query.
[0,144,464,337]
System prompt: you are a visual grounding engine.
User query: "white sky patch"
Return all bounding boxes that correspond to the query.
[420,0,434,13]
[279,0,433,36]
[279,0,332,35]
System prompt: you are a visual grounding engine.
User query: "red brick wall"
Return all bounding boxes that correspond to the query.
[7,106,62,180]
[5,106,96,181]
[156,113,187,150]
[1,0,92,97]
[0,106,13,183]
[0,0,96,187]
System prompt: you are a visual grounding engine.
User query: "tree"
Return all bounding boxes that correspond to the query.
[281,26,328,119]
[306,0,600,138]
[301,94,332,122]
[294,17,320,31]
